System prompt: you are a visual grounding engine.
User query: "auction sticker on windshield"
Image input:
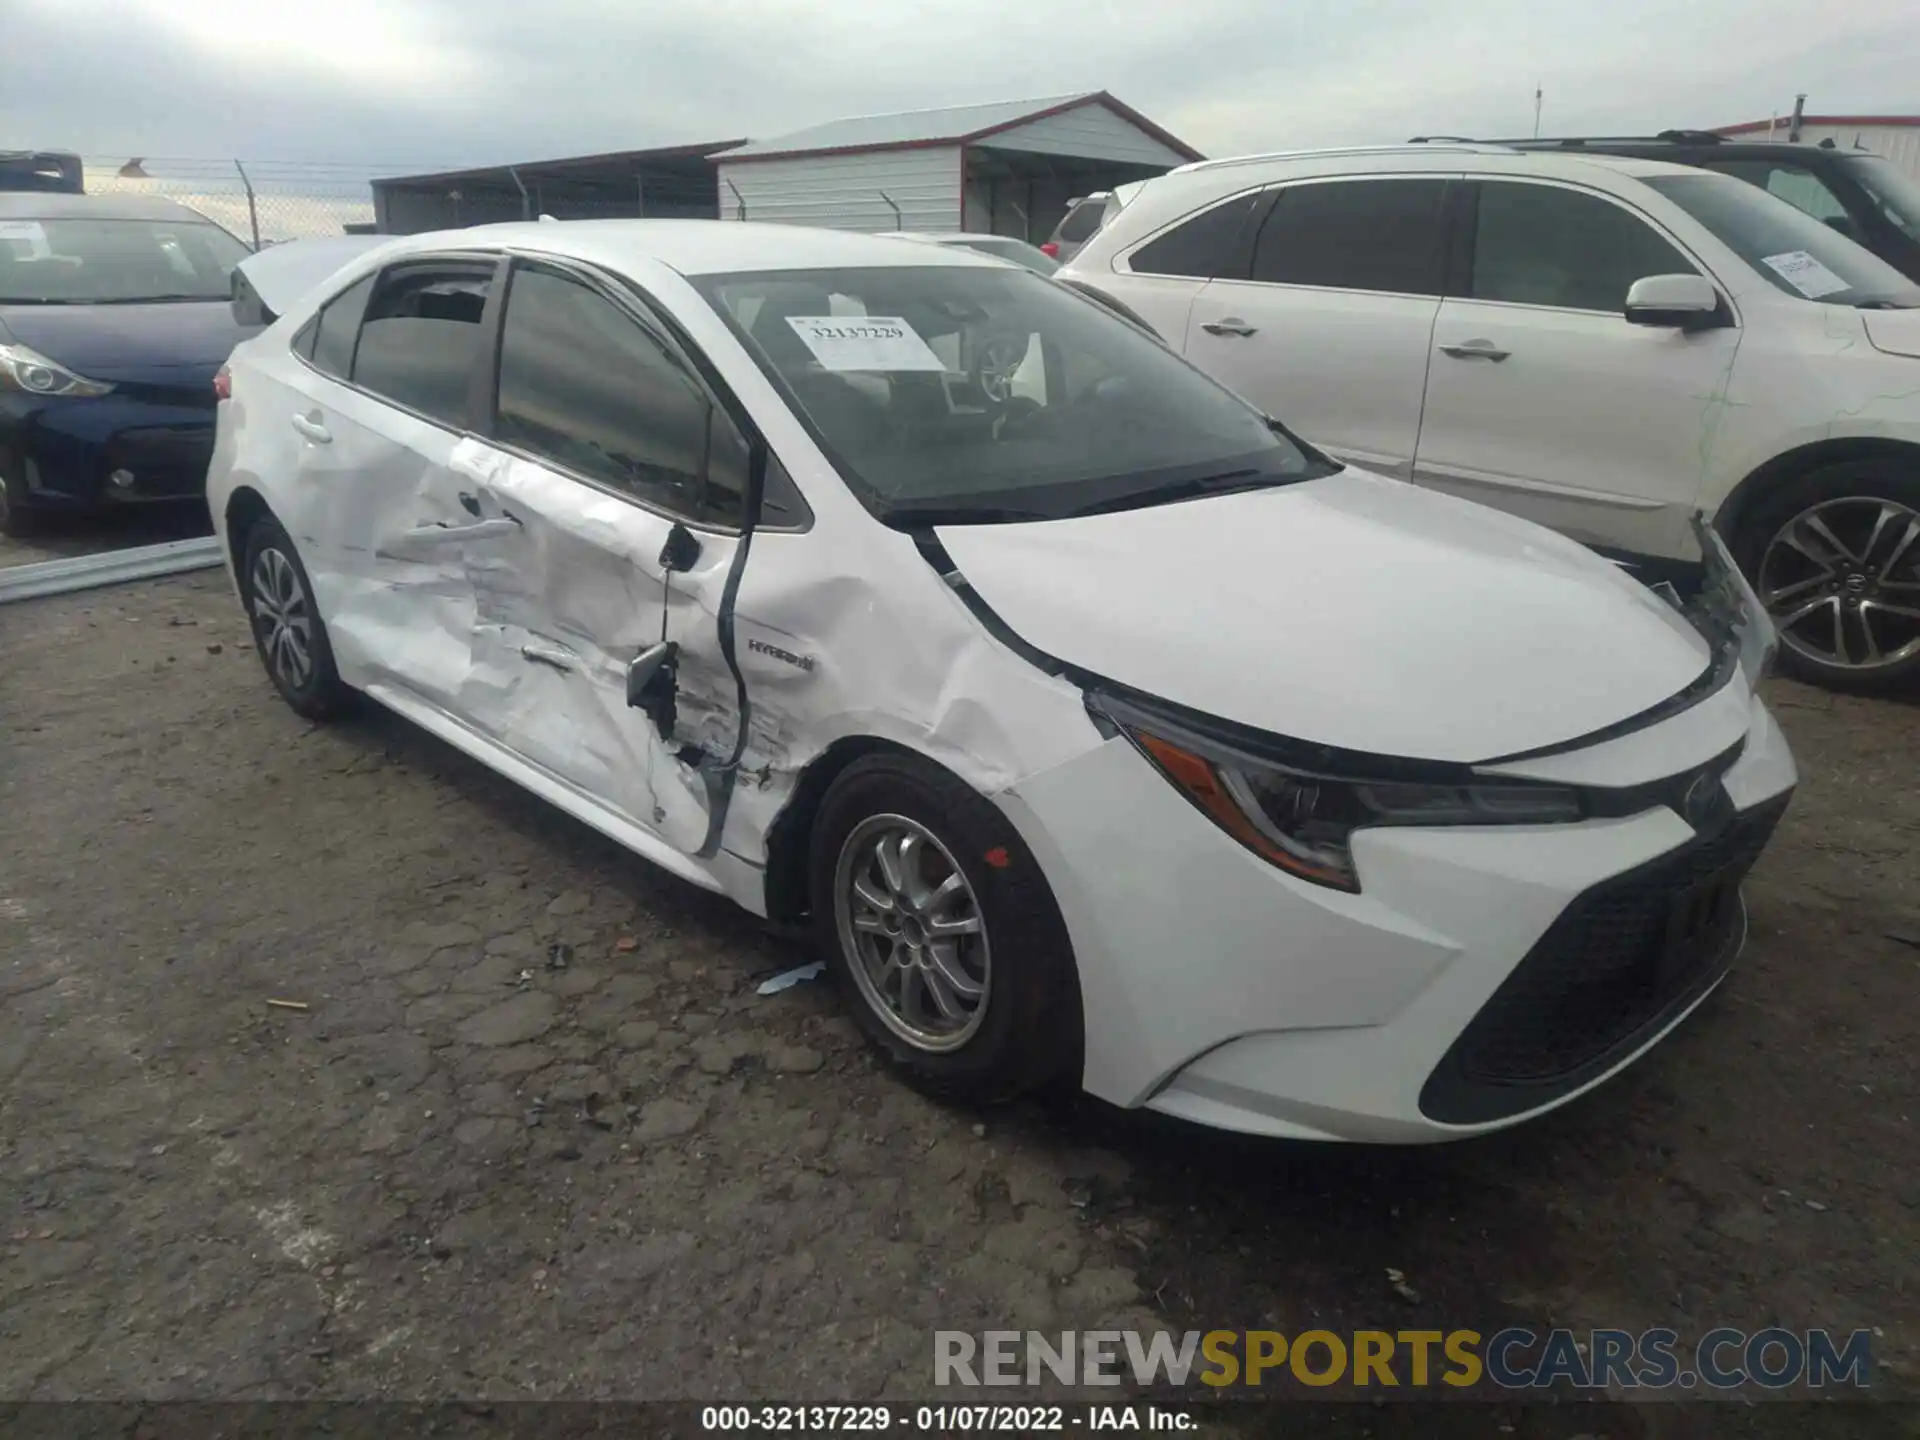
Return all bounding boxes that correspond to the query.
[1760,250,1850,299]
[786,315,947,372]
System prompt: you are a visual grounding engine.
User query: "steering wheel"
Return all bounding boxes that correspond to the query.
[971,331,1032,406]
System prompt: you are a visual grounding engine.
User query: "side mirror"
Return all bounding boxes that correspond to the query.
[1624,274,1722,330]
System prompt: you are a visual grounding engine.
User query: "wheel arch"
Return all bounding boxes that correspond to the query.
[761,734,932,924]
[224,485,275,585]
[1714,437,1920,550]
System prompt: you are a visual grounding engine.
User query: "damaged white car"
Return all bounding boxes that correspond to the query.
[208,222,1797,1143]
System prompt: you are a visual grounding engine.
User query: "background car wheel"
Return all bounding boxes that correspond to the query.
[808,751,1081,1105]
[1731,460,1920,692]
[0,475,41,539]
[242,515,354,720]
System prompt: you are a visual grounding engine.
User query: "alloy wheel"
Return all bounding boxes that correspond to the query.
[250,546,314,692]
[833,814,991,1052]
[1758,496,1920,672]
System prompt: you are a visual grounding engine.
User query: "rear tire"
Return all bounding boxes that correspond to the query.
[808,752,1081,1105]
[1730,459,1920,693]
[241,515,354,720]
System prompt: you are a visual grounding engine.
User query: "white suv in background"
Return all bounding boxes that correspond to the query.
[1060,145,1920,689]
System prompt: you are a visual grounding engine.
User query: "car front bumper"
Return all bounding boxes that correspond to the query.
[996,687,1797,1143]
[0,390,218,511]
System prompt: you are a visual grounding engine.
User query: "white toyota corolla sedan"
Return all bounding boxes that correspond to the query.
[207,221,1796,1143]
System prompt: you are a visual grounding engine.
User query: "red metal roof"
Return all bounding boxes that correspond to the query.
[1713,115,1920,135]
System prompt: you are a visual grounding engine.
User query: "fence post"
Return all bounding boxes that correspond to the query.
[878,190,902,228]
[726,179,746,221]
[508,166,530,221]
[233,160,260,249]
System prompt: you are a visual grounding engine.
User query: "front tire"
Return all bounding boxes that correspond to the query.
[808,752,1081,1104]
[241,515,353,720]
[0,474,41,539]
[1731,459,1920,692]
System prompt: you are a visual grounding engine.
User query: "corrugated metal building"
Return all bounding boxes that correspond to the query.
[714,92,1202,240]
[1712,113,1920,179]
[370,141,744,234]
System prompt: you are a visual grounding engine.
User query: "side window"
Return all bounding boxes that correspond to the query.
[350,265,491,426]
[1129,192,1265,279]
[308,273,373,379]
[494,265,747,526]
[1708,160,1851,224]
[291,317,319,361]
[1249,179,1448,295]
[1469,183,1697,313]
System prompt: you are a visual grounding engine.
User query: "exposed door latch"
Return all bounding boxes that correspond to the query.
[626,640,680,741]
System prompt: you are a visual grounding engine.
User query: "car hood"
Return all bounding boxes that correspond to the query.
[0,299,247,375]
[935,468,1713,764]
[1862,307,1920,360]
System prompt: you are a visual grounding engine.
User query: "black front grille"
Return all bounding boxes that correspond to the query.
[1420,794,1791,1125]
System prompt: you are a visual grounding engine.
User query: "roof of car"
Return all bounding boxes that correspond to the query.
[383,218,1010,277]
[0,191,220,222]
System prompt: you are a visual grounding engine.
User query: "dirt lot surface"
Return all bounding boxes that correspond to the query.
[2,566,1916,1434]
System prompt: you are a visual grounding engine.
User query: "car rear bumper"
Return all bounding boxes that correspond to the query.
[0,392,217,509]
[997,688,1797,1143]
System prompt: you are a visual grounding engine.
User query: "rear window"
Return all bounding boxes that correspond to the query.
[1129,192,1265,279]
[1055,199,1108,243]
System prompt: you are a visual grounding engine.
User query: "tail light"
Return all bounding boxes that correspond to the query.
[213,365,231,401]
[1040,242,1060,259]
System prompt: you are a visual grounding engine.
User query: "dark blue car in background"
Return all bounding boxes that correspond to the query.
[0,192,257,536]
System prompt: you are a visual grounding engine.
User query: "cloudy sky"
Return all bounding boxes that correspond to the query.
[5,0,1917,175]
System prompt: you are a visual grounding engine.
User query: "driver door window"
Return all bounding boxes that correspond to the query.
[494,265,747,527]
[1468,181,1697,312]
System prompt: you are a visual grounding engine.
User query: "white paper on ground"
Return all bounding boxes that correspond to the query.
[1760,250,1850,300]
[785,316,946,372]
[756,961,825,995]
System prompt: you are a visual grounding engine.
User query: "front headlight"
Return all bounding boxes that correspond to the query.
[1095,694,1583,893]
[0,342,115,398]
[1690,513,1777,687]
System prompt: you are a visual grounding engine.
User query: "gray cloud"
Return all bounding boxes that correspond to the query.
[4,0,1916,177]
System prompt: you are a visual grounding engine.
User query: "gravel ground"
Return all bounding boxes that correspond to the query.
[1,564,1915,1432]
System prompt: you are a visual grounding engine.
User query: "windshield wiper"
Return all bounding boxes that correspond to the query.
[880,503,1057,527]
[1855,297,1920,310]
[91,294,223,305]
[1064,468,1295,517]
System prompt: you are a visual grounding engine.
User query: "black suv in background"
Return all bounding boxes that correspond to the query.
[0,150,85,195]
[1410,130,1920,283]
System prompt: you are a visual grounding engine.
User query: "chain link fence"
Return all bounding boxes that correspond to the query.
[81,157,379,244]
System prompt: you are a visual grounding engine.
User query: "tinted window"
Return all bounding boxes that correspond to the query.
[1643,173,1919,306]
[1706,160,1850,224]
[1469,182,1695,312]
[351,266,490,426]
[1056,199,1107,243]
[1250,179,1447,294]
[1845,156,1920,243]
[495,265,746,525]
[694,264,1330,525]
[1130,192,1264,279]
[310,274,372,379]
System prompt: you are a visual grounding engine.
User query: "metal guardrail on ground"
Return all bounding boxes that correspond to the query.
[0,537,226,605]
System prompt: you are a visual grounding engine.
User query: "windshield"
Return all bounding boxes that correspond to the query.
[1848,155,1920,244]
[944,237,1060,275]
[0,217,252,304]
[694,264,1330,524]
[1644,173,1920,307]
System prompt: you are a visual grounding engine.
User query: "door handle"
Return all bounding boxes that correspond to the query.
[1439,341,1511,362]
[519,641,576,672]
[290,412,332,443]
[1200,317,1259,337]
